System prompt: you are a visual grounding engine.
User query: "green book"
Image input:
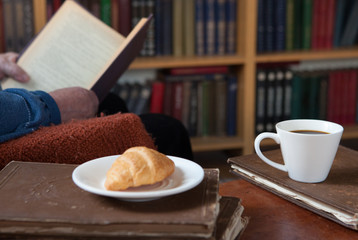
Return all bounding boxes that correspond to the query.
[100,0,111,26]
[290,73,303,119]
[301,0,313,49]
[285,0,295,51]
[308,75,320,119]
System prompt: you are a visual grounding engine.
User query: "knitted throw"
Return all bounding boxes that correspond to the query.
[0,113,156,169]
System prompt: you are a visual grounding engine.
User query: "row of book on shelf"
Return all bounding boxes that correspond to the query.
[112,66,237,137]
[256,58,358,134]
[0,0,237,57]
[257,0,358,53]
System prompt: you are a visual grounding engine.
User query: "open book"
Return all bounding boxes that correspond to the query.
[1,0,152,102]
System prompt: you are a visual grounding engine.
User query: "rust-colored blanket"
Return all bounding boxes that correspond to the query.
[0,113,156,169]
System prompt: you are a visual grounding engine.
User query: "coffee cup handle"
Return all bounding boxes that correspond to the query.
[254,133,288,172]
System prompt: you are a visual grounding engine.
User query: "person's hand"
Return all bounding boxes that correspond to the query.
[0,52,30,82]
[49,87,99,123]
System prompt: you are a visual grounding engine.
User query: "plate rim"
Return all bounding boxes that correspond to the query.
[72,155,204,200]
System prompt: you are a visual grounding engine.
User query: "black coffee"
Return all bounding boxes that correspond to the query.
[291,130,329,134]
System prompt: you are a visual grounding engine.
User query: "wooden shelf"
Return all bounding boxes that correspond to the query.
[130,55,245,69]
[256,48,358,63]
[129,0,358,154]
[190,136,244,152]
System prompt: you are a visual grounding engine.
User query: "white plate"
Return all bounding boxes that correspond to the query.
[72,155,204,201]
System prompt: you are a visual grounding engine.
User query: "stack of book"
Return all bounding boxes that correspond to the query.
[257,0,358,53]
[114,66,238,137]
[0,161,248,239]
[255,60,358,134]
[0,0,238,57]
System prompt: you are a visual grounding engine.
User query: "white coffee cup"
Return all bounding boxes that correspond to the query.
[254,119,343,183]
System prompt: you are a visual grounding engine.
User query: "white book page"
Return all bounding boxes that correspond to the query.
[2,0,125,92]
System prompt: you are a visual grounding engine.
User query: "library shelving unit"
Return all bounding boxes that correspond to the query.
[129,0,358,155]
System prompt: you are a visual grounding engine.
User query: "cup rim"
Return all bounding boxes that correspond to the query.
[276,119,344,135]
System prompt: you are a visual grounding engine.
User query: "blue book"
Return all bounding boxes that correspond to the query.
[256,0,265,53]
[195,0,205,56]
[333,0,348,47]
[226,75,237,136]
[205,0,215,55]
[264,0,274,52]
[214,0,226,55]
[274,0,286,51]
[340,0,358,46]
[162,0,172,55]
[225,0,236,54]
[154,0,163,55]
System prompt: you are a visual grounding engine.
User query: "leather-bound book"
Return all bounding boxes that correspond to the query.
[228,145,358,231]
[0,162,245,239]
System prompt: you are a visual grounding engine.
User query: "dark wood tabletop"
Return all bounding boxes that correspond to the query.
[219,179,358,240]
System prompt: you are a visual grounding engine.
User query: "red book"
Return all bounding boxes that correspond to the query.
[310,0,321,49]
[169,66,229,75]
[111,0,119,31]
[327,71,339,123]
[53,0,62,12]
[118,0,132,36]
[347,70,358,124]
[149,81,165,113]
[323,0,336,49]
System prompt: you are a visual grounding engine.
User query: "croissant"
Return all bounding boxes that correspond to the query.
[104,147,175,191]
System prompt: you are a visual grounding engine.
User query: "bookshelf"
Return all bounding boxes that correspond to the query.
[2,0,358,155]
[130,0,358,154]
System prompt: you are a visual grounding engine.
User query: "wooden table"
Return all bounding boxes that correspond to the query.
[219,179,358,240]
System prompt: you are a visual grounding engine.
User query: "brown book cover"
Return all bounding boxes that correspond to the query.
[228,145,358,231]
[0,161,222,239]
